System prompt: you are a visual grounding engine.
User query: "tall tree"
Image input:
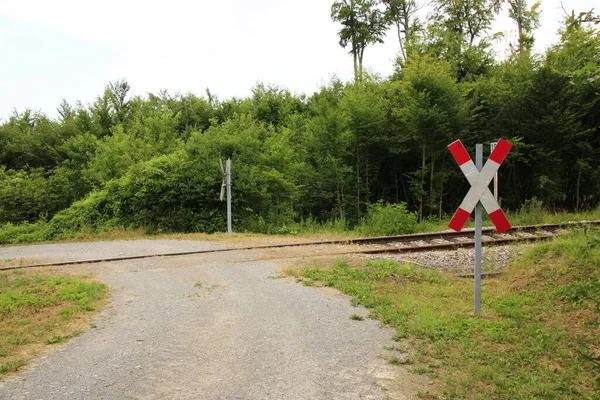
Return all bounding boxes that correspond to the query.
[331,0,388,83]
[107,79,131,124]
[426,0,502,79]
[507,0,541,56]
[382,0,422,64]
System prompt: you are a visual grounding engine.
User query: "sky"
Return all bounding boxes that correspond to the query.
[0,0,596,120]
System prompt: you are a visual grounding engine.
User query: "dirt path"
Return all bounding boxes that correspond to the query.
[0,240,425,399]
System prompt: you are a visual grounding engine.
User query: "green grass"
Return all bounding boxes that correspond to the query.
[0,271,107,377]
[350,313,364,321]
[290,228,600,399]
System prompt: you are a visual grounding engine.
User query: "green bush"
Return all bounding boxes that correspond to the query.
[356,201,418,236]
[0,222,50,245]
[0,166,87,225]
[514,197,545,225]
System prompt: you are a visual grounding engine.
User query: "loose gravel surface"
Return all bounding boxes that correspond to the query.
[0,240,426,399]
[370,244,532,273]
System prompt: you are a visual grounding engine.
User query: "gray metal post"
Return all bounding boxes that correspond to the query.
[226,158,232,235]
[474,144,483,316]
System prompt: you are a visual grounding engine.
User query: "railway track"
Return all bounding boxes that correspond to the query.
[1,220,599,271]
[339,221,600,255]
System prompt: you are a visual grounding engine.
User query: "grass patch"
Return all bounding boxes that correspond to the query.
[350,313,364,321]
[291,228,600,399]
[0,270,107,378]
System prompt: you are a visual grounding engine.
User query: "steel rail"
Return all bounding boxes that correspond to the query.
[341,234,552,255]
[337,220,600,245]
[1,220,598,271]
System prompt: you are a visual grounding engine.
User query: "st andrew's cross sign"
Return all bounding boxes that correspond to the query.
[447,138,512,315]
[447,139,512,233]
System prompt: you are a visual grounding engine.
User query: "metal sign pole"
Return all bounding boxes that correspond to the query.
[474,144,483,316]
[448,139,512,315]
[226,158,232,235]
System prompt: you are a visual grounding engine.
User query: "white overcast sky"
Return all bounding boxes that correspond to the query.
[0,0,596,120]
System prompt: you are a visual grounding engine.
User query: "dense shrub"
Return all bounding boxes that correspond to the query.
[0,167,82,224]
[356,201,418,236]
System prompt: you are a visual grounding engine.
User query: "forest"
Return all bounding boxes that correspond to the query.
[0,1,599,241]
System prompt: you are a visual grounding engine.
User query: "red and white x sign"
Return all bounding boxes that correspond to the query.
[448,139,512,233]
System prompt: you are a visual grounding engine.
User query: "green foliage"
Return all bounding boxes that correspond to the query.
[507,0,541,56]
[424,0,501,80]
[331,0,388,83]
[515,197,545,225]
[85,106,182,187]
[0,222,49,244]
[0,20,599,241]
[356,201,418,236]
[0,166,82,224]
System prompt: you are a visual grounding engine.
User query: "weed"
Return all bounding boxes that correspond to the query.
[384,355,412,366]
[194,281,203,289]
[0,359,24,374]
[349,314,364,321]
[59,307,74,319]
[45,335,68,345]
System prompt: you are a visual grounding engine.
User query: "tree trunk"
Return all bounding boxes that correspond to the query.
[419,142,426,223]
[576,162,582,211]
[401,173,409,204]
[395,21,406,62]
[353,51,359,84]
[439,179,444,220]
[356,143,361,219]
[429,155,435,218]
[516,0,524,55]
[403,10,411,60]
[358,47,365,83]
[394,163,400,203]
[335,161,345,220]
[365,152,369,204]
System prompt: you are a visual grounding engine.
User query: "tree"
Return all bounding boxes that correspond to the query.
[507,0,541,56]
[546,16,600,209]
[426,0,502,79]
[57,99,74,123]
[107,79,131,124]
[304,80,353,220]
[382,0,422,64]
[331,0,388,83]
[401,55,465,220]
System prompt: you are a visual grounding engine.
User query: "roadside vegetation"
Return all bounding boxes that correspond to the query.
[0,269,107,377]
[1,202,600,247]
[0,7,598,243]
[288,228,600,399]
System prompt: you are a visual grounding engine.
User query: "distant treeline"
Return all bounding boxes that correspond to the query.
[0,18,598,235]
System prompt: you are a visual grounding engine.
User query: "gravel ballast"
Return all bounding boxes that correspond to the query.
[0,240,424,399]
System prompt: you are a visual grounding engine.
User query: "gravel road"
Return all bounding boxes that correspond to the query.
[0,240,424,399]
